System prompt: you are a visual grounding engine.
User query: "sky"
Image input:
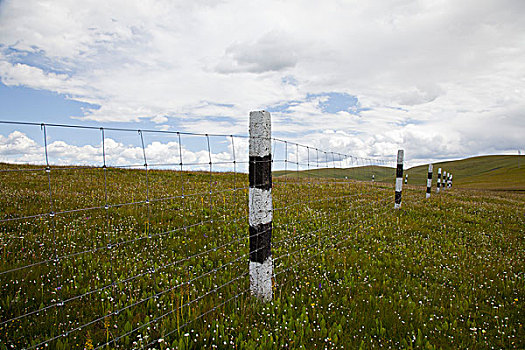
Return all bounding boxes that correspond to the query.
[0,0,524,169]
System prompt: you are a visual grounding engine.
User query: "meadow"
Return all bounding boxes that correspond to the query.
[404,155,525,191]
[0,162,523,349]
[275,155,525,191]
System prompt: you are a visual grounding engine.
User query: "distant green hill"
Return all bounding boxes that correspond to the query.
[274,165,395,183]
[405,155,525,191]
[274,155,525,191]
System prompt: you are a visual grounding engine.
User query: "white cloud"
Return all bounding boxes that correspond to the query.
[0,131,43,163]
[150,116,168,124]
[0,60,90,98]
[0,0,524,163]
[0,131,247,171]
[216,31,300,73]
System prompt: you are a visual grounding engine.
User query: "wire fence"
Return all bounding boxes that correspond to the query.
[1,120,403,349]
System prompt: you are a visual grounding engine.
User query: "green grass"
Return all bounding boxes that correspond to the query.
[0,163,523,349]
[274,165,395,183]
[405,155,525,191]
[275,155,525,191]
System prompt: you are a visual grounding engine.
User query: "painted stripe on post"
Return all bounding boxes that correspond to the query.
[249,188,272,226]
[437,168,441,193]
[426,164,433,198]
[394,149,404,209]
[248,110,273,302]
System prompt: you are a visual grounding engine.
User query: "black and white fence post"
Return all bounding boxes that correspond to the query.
[404,174,408,184]
[442,171,447,191]
[249,110,273,301]
[437,168,442,193]
[426,164,433,199]
[394,149,404,209]
[449,174,453,188]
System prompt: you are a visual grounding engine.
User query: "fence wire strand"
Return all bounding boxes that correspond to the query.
[0,120,406,349]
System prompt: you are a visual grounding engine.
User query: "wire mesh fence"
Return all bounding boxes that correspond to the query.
[1,120,401,349]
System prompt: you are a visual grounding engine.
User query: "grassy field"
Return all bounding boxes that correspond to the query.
[405,155,525,191]
[275,155,525,191]
[274,165,395,183]
[0,162,523,349]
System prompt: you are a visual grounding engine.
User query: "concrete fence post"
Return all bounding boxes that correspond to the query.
[394,150,404,209]
[426,164,433,198]
[248,110,273,302]
[437,168,442,193]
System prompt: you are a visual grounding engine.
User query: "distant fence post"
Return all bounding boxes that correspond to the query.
[394,150,404,209]
[449,174,453,188]
[404,174,408,184]
[437,168,442,193]
[442,171,447,191]
[248,110,273,302]
[426,164,433,198]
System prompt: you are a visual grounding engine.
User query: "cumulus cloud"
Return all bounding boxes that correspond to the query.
[0,0,524,163]
[0,131,247,171]
[0,60,90,98]
[216,31,299,73]
[0,131,43,163]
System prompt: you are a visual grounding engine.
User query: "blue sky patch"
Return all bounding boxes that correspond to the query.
[281,75,298,86]
[269,92,368,115]
[3,46,73,76]
[309,92,367,114]
[0,82,99,123]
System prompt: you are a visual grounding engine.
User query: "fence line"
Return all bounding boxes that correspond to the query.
[0,117,405,349]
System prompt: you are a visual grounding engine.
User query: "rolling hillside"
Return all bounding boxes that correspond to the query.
[274,155,525,191]
[405,155,525,191]
[273,165,394,182]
